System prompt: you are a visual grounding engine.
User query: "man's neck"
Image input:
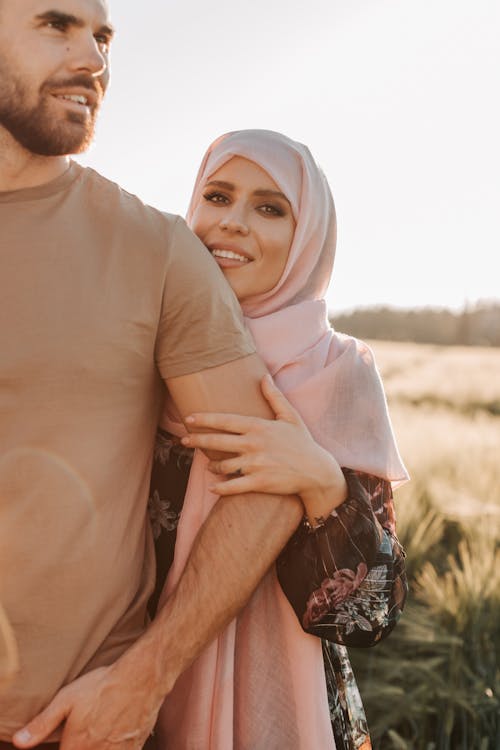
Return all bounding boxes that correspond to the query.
[0,129,71,192]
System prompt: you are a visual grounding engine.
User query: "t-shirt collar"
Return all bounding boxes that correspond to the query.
[0,160,83,204]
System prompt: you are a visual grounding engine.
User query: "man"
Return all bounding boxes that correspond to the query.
[0,1,302,748]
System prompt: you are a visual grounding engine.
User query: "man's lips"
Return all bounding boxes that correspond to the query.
[50,88,99,111]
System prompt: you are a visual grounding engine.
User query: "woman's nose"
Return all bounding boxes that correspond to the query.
[219,207,249,235]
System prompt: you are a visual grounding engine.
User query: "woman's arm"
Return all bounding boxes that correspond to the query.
[277,470,408,647]
[150,435,407,648]
[183,375,408,648]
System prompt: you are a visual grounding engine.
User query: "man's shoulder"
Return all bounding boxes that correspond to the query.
[78,165,179,243]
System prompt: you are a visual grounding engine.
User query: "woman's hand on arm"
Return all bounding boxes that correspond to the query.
[181,374,348,525]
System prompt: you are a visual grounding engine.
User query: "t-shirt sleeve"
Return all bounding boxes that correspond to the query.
[155,217,255,380]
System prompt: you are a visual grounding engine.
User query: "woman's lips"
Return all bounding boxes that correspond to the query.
[211,248,251,267]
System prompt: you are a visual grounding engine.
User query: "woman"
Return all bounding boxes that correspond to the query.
[149,129,408,749]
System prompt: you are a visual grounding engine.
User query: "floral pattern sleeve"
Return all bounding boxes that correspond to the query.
[276,468,407,648]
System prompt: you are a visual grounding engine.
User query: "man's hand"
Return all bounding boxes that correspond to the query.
[12,661,162,750]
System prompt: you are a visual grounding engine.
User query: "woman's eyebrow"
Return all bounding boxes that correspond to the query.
[205,180,234,190]
[253,189,289,202]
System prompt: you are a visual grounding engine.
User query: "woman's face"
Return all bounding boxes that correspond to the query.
[190,156,296,303]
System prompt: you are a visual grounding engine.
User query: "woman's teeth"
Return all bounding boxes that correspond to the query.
[212,249,250,263]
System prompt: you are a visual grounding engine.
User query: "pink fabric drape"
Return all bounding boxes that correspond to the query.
[157,130,408,749]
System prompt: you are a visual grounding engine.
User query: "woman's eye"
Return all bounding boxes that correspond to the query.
[258,204,284,217]
[203,192,229,205]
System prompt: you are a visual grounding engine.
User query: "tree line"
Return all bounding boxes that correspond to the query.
[331,301,500,347]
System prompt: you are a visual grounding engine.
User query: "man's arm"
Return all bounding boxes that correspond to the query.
[14,354,303,750]
[136,353,304,692]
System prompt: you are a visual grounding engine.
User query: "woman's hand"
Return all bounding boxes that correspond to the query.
[182,375,347,525]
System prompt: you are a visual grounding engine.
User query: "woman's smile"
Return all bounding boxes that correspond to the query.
[208,244,252,267]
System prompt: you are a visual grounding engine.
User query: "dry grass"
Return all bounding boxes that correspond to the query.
[369,340,500,522]
[370,340,500,416]
[350,341,500,749]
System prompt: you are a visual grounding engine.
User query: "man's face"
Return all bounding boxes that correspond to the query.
[0,0,113,156]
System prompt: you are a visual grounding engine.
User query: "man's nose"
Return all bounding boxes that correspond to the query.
[68,32,108,79]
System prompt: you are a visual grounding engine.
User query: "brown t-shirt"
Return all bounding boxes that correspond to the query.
[0,162,255,737]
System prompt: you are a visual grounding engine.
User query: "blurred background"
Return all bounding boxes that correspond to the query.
[80,0,499,317]
[76,1,499,746]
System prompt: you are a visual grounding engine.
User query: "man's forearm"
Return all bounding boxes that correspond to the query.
[116,491,303,700]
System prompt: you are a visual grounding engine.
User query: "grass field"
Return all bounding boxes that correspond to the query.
[350,341,500,750]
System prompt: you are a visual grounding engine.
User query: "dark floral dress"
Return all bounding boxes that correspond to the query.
[148,429,407,750]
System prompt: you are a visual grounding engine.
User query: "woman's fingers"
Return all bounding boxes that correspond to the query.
[185,376,304,434]
[181,431,244,452]
[185,412,260,434]
[209,472,279,497]
[209,476,254,496]
[208,457,244,476]
[209,469,303,498]
[260,375,303,424]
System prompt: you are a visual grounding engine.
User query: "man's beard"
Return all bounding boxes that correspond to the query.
[0,67,103,156]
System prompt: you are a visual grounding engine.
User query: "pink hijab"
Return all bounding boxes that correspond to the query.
[157,130,408,749]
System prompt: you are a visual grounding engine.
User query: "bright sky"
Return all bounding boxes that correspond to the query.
[77,0,500,314]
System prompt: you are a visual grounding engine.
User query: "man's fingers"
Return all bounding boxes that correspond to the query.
[13,692,70,748]
[260,375,302,423]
